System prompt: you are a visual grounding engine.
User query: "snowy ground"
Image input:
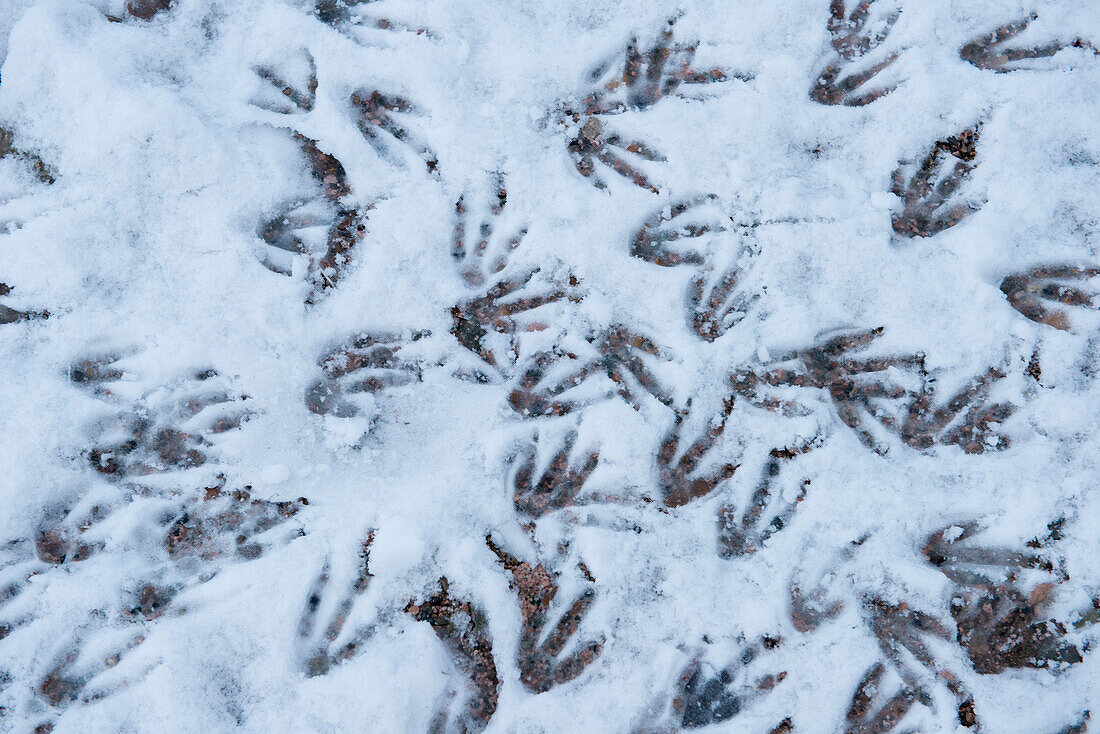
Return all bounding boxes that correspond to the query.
[0,0,1098,732]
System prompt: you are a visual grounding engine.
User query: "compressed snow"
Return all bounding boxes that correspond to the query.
[0,0,1098,732]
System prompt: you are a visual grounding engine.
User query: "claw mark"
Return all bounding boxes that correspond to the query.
[0,127,55,184]
[732,327,924,454]
[315,0,431,37]
[406,578,499,733]
[451,173,527,288]
[352,90,438,174]
[844,663,916,734]
[923,522,1084,675]
[253,52,317,114]
[486,537,603,693]
[1000,265,1100,331]
[717,444,814,558]
[961,13,1099,73]
[891,126,983,239]
[811,1,901,106]
[306,330,428,416]
[0,281,47,325]
[509,326,676,417]
[297,532,376,677]
[510,432,600,519]
[657,397,738,508]
[559,18,732,192]
[898,367,1015,454]
[451,268,572,369]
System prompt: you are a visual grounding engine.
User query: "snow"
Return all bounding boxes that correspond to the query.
[0,0,1098,732]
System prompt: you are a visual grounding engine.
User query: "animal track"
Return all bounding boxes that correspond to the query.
[788,570,845,634]
[559,19,729,192]
[843,663,916,734]
[566,119,666,194]
[257,134,370,302]
[631,196,721,267]
[635,636,786,732]
[165,479,307,563]
[656,397,738,508]
[405,578,499,733]
[76,367,251,478]
[451,269,573,370]
[860,596,975,726]
[306,330,429,416]
[297,532,376,677]
[579,18,729,115]
[811,0,902,107]
[3,4,1098,731]
[486,537,603,694]
[716,445,813,558]
[1054,712,1091,734]
[509,431,600,519]
[687,261,756,342]
[447,178,576,371]
[509,326,676,417]
[923,522,1086,675]
[35,629,148,714]
[34,490,123,566]
[450,173,527,288]
[352,89,438,174]
[631,197,757,340]
[891,126,983,239]
[731,327,924,454]
[0,565,35,642]
[250,55,373,300]
[1000,265,1100,331]
[896,366,1015,454]
[960,13,1099,73]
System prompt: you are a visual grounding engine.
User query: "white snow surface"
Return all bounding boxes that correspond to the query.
[0,0,1098,732]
